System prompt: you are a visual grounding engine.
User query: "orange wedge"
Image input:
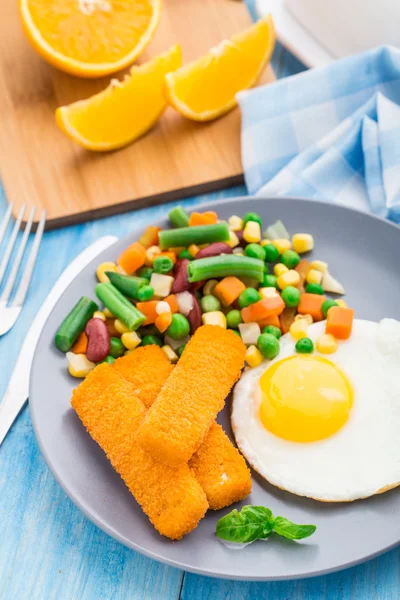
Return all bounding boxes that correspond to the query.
[56,45,182,151]
[19,0,162,78]
[165,16,275,122]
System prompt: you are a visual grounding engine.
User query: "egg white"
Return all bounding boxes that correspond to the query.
[232,319,400,502]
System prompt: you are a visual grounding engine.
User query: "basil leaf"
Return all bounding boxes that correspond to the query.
[273,516,317,540]
[216,506,274,543]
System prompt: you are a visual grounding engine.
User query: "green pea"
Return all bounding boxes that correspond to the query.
[102,355,115,365]
[306,283,324,295]
[153,255,174,274]
[281,285,301,308]
[136,284,154,302]
[295,338,314,354]
[200,295,221,313]
[257,333,280,359]
[167,314,190,340]
[262,274,278,288]
[322,299,339,318]
[264,264,269,274]
[141,335,163,347]
[243,212,262,228]
[281,250,301,269]
[179,249,194,260]
[245,243,266,261]
[262,325,281,339]
[137,266,153,281]
[238,288,262,309]
[177,343,187,357]
[264,244,280,263]
[109,337,125,358]
[226,309,243,329]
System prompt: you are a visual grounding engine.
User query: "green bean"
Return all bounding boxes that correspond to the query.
[136,285,154,302]
[55,296,98,352]
[107,271,148,300]
[168,206,190,228]
[95,283,145,331]
[137,266,153,281]
[159,223,229,250]
[153,255,174,274]
[188,255,264,283]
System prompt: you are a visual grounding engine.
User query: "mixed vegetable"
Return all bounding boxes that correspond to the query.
[54,207,354,377]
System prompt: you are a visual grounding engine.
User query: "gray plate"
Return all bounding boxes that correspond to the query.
[30,198,400,581]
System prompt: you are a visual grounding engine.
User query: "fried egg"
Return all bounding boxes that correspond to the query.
[231,319,400,502]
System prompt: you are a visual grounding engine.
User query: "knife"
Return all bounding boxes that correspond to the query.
[0,235,118,447]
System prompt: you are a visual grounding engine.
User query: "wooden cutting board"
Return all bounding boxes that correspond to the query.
[0,0,275,229]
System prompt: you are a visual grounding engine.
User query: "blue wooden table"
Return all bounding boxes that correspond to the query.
[1,17,399,599]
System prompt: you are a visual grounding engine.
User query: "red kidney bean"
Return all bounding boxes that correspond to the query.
[171,259,190,293]
[190,279,206,294]
[85,318,110,363]
[235,230,247,248]
[187,293,202,334]
[195,242,233,260]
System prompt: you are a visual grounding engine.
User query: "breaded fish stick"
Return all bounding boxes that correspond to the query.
[189,423,252,510]
[114,347,252,509]
[71,364,208,540]
[137,325,246,467]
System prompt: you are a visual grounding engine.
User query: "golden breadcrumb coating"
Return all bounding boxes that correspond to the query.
[189,422,252,510]
[71,363,208,540]
[113,345,174,408]
[137,325,246,467]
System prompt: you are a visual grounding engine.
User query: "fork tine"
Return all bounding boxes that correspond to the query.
[0,204,26,287]
[0,202,14,249]
[11,210,46,308]
[0,207,36,304]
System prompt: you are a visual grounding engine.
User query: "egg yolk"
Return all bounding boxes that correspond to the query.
[259,355,353,442]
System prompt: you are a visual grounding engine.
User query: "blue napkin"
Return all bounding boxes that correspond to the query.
[238,46,400,222]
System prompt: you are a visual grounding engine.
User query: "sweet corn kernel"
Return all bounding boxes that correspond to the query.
[289,319,309,341]
[245,345,264,368]
[238,322,261,345]
[295,313,313,325]
[103,307,114,318]
[316,333,338,354]
[115,265,127,275]
[233,248,244,256]
[243,221,261,243]
[96,262,117,283]
[162,345,179,363]
[311,260,328,273]
[201,311,227,328]
[93,311,106,321]
[226,230,240,248]
[150,273,174,297]
[114,319,130,335]
[259,287,279,299]
[188,244,200,257]
[124,349,135,356]
[66,352,95,378]
[203,279,219,295]
[336,299,348,308]
[260,238,272,247]
[306,269,323,285]
[274,263,289,277]
[292,233,314,254]
[145,245,161,266]
[228,215,244,231]
[272,238,292,254]
[277,269,301,289]
[121,331,141,350]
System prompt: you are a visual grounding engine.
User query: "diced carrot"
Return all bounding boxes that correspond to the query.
[326,307,354,339]
[279,307,297,333]
[295,259,311,293]
[258,314,281,329]
[139,226,161,248]
[156,250,177,265]
[136,301,159,325]
[117,242,146,274]
[106,318,120,337]
[165,294,179,314]
[297,293,326,322]
[155,312,173,333]
[214,277,246,307]
[72,332,88,354]
[241,296,285,323]
[188,211,218,226]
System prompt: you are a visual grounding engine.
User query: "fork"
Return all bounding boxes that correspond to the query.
[0,203,46,336]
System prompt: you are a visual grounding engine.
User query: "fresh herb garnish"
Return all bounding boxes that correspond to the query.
[216,505,316,545]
